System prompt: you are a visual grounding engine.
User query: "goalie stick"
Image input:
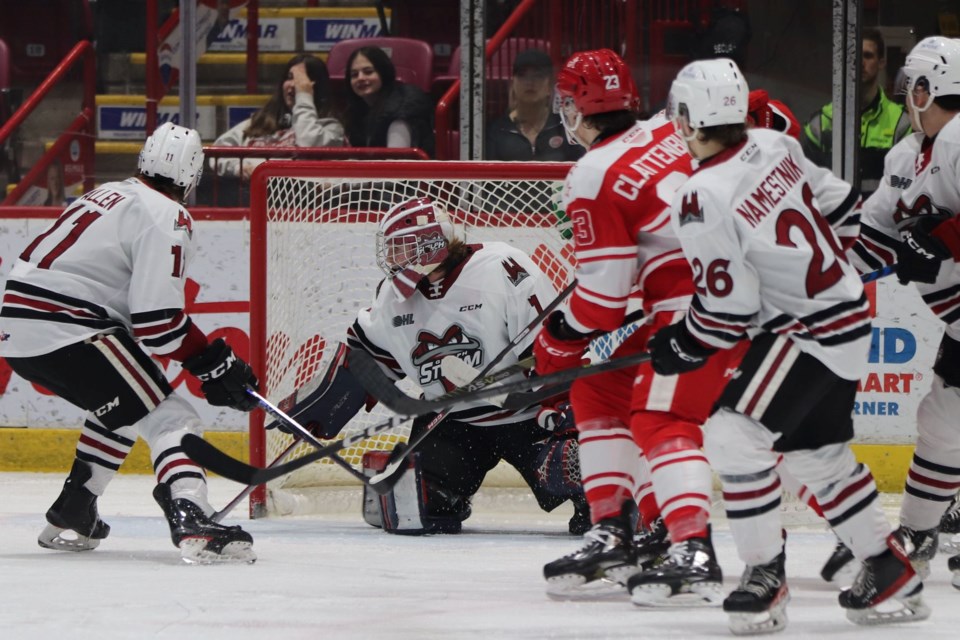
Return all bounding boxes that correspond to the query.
[212,439,299,522]
[183,281,577,489]
[248,388,403,492]
[181,413,411,487]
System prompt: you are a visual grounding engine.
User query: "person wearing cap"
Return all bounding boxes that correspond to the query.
[485,49,584,162]
[801,28,911,196]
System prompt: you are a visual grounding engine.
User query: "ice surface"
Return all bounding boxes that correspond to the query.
[1,472,958,640]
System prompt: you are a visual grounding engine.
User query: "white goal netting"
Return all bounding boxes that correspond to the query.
[249,161,587,515]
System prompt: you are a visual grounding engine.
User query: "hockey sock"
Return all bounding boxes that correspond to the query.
[75,419,136,495]
[648,437,711,542]
[578,417,642,522]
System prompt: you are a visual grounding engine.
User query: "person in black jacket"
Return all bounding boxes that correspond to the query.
[486,49,583,162]
[345,46,435,157]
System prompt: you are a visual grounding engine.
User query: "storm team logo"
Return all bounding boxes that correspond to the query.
[410,325,483,390]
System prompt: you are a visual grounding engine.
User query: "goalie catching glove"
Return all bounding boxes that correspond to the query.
[647,321,716,376]
[897,217,954,285]
[265,343,371,439]
[183,338,259,412]
[534,312,595,376]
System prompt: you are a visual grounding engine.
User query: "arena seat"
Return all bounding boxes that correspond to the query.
[327,37,435,93]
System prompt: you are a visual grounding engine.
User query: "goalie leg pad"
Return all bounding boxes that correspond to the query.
[363,451,468,535]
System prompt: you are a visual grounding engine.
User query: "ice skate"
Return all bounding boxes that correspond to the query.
[628,533,724,607]
[634,516,670,570]
[153,484,256,564]
[724,550,790,636]
[896,525,938,579]
[839,533,930,626]
[949,553,960,590]
[939,493,960,554]
[38,460,111,552]
[544,506,639,599]
[819,535,859,588]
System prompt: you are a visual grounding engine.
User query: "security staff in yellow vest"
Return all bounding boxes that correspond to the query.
[801,28,911,196]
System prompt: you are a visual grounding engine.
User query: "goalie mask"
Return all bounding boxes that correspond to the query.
[376,197,455,299]
[138,122,204,201]
[667,58,748,143]
[554,49,639,146]
[903,36,960,132]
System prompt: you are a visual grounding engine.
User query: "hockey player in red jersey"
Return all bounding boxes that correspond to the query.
[846,36,960,588]
[0,123,258,564]
[652,57,928,632]
[532,49,749,605]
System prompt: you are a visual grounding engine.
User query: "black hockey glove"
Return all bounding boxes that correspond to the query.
[183,338,260,412]
[648,321,716,376]
[897,217,953,285]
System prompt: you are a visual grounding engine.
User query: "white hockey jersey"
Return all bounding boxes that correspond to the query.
[0,178,199,358]
[670,129,872,381]
[346,242,557,426]
[850,131,925,272]
[853,115,960,328]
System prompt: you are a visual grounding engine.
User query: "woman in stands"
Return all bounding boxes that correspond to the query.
[211,54,344,180]
[344,46,435,157]
[485,49,583,162]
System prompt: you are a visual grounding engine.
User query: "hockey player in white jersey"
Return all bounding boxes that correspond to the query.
[333,196,587,534]
[0,123,259,564]
[847,36,960,588]
[651,58,928,633]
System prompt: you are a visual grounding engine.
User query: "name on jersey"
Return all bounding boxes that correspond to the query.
[81,187,126,211]
[735,154,804,228]
[613,133,687,201]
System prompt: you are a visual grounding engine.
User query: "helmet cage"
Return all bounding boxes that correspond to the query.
[376,198,453,297]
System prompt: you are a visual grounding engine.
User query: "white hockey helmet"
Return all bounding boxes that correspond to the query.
[138,122,204,200]
[667,58,749,137]
[904,37,960,125]
[376,197,456,298]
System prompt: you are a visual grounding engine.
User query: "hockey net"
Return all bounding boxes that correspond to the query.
[247,160,588,517]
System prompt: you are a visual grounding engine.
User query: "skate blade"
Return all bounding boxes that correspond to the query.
[630,580,724,608]
[546,575,628,601]
[939,532,960,554]
[726,589,790,636]
[37,524,100,552]
[179,538,257,565]
[845,583,930,626]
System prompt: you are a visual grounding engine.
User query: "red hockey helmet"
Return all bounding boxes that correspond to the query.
[376,197,455,298]
[555,49,639,117]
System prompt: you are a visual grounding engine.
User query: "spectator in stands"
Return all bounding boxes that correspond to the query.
[43,160,66,207]
[801,28,911,196]
[344,46,435,157]
[485,49,584,162]
[211,54,344,180]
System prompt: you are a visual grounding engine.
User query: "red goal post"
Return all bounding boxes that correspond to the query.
[247,160,577,517]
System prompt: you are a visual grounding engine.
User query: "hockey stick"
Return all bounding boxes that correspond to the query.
[181,413,410,487]
[860,264,896,283]
[184,282,577,490]
[247,389,404,493]
[361,280,578,489]
[211,438,300,522]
